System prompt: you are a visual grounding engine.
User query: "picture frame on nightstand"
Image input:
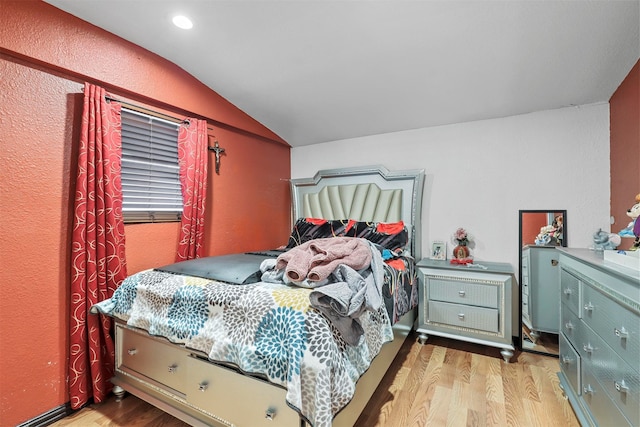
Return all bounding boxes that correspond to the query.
[430,241,446,260]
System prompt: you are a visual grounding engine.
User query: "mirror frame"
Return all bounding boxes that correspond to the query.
[518,209,567,355]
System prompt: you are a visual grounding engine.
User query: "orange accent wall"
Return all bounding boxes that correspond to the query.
[0,2,291,425]
[610,60,640,250]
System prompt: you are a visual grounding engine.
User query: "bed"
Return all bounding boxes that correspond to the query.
[92,165,425,427]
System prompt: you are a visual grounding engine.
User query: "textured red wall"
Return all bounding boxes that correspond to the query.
[610,60,640,250]
[0,1,291,425]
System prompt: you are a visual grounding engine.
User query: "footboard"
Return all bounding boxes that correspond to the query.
[112,310,415,427]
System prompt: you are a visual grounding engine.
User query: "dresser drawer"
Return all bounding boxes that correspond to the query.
[428,278,498,308]
[559,332,581,395]
[576,322,640,426]
[560,302,581,348]
[581,284,639,370]
[560,268,581,317]
[117,325,187,394]
[582,367,633,427]
[428,300,499,333]
[187,356,299,427]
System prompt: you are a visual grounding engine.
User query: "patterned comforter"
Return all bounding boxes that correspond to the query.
[93,255,416,427]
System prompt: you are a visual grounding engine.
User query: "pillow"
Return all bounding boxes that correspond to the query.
[285,218,348,248]
[344,220,409,253]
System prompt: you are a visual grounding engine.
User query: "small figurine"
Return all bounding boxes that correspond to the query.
[592,228,621,251]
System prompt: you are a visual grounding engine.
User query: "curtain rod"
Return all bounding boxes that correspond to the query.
[104,95,287,147]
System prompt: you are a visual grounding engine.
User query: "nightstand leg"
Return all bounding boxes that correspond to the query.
[500,349,513,363]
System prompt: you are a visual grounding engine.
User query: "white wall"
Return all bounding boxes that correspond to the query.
[291,103,611,275]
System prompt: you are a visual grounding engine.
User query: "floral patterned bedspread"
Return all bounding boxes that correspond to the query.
[93,268,396,427]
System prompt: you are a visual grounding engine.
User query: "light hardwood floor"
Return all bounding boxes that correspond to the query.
[51,333,579,427]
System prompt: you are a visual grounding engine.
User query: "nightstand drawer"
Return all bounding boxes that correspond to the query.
[428,300,499,333]
[428,279,498,308]
[187,356,299,427]
[581,284,639,370]
[117,325,187,394]
[560,268,581,317]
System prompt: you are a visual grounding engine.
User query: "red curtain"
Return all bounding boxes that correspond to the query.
[176,118,209,261]
[69,83,127,409]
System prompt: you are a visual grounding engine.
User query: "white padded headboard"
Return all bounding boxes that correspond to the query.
[291,165,425,259]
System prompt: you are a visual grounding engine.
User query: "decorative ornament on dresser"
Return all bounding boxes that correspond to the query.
[451,227,473,265]
[618,193,640,251]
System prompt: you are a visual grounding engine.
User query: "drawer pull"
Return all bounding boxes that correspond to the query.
[457,313,465,320]
[583,384,595,395]
[563,288,573,296]
[583,302,594,312]
[458,290,466,297]
[265,408,276,420]
[564,322,574,331]
[198,382,209,392]
[614,327,629,339]
[168,364,178,373]
[614,380,629,394]
[127,348,138,355]
[583,343,594,354]
[561,355,573,365]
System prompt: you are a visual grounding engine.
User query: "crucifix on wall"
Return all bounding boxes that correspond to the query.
[208,139,225,174]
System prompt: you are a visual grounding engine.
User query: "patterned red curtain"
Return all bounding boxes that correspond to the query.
[69,83,127,409]
[176,118,209,261]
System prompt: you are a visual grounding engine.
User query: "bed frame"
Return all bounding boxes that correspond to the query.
[111,165,425,427]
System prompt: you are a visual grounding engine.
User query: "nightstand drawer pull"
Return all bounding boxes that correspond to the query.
[198,381,209,392]
[168,364,178,373]
[614,327,628,339]
[457,313,465,320]
[127,348,137,355]
[614,380,629,394]
[458,290,466,297]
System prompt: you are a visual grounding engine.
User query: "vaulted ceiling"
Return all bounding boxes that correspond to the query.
[45,1,639,146]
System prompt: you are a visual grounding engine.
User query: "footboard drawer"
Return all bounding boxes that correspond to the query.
[116,324,187,395]
[187,356,299,427]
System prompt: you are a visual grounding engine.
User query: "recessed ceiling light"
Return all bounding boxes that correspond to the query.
[172,15,193,30]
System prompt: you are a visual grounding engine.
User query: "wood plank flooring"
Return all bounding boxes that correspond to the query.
[51,333,579,427]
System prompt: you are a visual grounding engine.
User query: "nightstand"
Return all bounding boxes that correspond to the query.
[416,259,515,363]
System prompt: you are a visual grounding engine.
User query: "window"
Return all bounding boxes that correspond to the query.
[120,108,182,223]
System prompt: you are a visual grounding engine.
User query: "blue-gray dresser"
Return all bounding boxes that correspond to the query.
[557,248,640,427]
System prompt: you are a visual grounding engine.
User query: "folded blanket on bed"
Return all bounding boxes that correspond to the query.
[276,237,371,283]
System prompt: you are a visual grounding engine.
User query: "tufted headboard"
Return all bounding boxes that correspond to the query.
[290,165,425,259]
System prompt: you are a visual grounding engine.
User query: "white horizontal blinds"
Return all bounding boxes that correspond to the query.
[120,108,183,223]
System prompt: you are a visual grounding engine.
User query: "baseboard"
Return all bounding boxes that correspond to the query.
[16,402,73,427]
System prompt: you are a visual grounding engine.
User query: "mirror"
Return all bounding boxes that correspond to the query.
[519,210,566,356]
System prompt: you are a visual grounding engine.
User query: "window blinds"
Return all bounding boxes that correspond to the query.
[120,108,182,223]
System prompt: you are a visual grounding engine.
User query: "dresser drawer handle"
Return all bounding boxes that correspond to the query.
[564,322,574,331]
[457,313,465,320]
[583,384,595,395]
[127,348,137,356]
[583,302,594,312]
[614,380,629,394]
[561,355,573,365]
[265,408,276,420]
[168,364,178,373]
[198,382,209,392]
[563,288,572,296]
[614,327,629,339]
[583,343,594,354]
[458,290,466,297]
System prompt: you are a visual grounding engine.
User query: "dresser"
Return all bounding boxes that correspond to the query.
[416,259,515,363]
[521,245,561,341]
[557,249,640,427]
